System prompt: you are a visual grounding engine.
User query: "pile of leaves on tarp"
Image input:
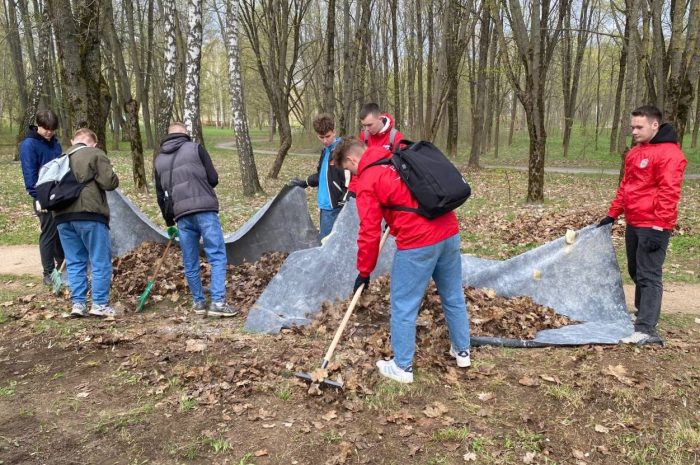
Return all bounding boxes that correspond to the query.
[298,275,576,393]
[111,242,286,312]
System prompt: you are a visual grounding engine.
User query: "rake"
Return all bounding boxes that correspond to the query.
[296,227,391,390]
[136,238,174,312]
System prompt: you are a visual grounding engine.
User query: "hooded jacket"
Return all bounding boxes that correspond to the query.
[19,126,63,199]
[358,113,404,151]
[154,133,219,226]
[53,144,120,225]
[355,147,459,277]
[608,123,687,230]
[305,138,350,209]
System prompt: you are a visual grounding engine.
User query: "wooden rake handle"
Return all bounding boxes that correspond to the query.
[149,238,174,282]
[322,227,391,365]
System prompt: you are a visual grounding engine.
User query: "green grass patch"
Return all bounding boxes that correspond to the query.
[433,426,471,442]
[0,380,17,397]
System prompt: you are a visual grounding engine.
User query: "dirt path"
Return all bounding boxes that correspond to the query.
[483,164,700,179]
[0,245,41,277]
[2,244,699,314]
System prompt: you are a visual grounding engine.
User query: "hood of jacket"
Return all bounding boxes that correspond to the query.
[649,123,678,144]
[26,125,60,147]
[160,133,192,155]
[377,113,396,136]
[357,146,393,177]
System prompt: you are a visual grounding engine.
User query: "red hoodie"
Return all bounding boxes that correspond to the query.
[608,123,686,230]
[355,147,459,277]
[348,113,405,195]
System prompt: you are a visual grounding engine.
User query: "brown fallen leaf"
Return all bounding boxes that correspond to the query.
[477,392,495,402]
[423,401,449,418]
[463,451,477,462]
[522,451,537,463]
[518,376,539,387]
[539,374,561,384]
[185,339,207,353]
[594,424,609,433]
[322,410,338,421]
[254,448,268,457]
[603,364,636,385]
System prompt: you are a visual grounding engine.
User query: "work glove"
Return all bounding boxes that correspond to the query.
[288,178,308,188]
[353,274,370,294]
[167,226,178,240]
[34,200,47,214]
[597,216,615,228]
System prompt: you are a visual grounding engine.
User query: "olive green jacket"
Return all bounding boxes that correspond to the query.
[54,144,119,225]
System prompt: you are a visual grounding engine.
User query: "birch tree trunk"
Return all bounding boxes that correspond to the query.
[155,0,177,158]
[183,0,204,145]
[391,0,401,125]
[225,0,263,196]
[468,5,490,169]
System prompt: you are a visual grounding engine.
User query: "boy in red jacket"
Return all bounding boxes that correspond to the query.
[358,102,404,151]
[334,138,471,384]
[598,105,687,345]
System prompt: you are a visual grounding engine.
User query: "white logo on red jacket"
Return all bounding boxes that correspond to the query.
[640,159,649,168]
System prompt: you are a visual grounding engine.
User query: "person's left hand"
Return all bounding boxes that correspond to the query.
[288,178,308,188]
[597,216,615,228]
[167,226,178,239]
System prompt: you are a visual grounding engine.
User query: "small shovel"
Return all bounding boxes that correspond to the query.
[296,227,391,390]
[136,238,174,312]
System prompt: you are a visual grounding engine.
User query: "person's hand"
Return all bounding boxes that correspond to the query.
[597,216,615,228]
[288,178,308,188]
[353,274,370,293]
[34,200,47,214]
[167,226,178,239]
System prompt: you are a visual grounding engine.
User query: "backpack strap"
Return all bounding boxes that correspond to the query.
[388,128,398,151]
[364,156,420,214]
[363,130,369,144]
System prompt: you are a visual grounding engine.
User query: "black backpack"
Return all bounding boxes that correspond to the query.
[367,140,471,219]
[35,145,90,211]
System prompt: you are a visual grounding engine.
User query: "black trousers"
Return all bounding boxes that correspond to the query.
[625,225,670,336]
[34,201,64,277]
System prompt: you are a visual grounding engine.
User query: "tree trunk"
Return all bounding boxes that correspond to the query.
[391,0,401,125]
[322,0,336,115]
[16,1,50,159]
[48,0,111,151]
[125,0,154,150]
[225,0,263,196]
[692,75,700,148]
[125,99,147,190]
[154,0,177,158]
[617,0,640,157]
[339,0,370,135]
[183,0,204,145]
[424,0,435,139]
[609,17,628,154]
[415,0,424,136]
[468,6,490,169]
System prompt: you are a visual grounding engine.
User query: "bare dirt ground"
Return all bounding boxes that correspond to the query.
[0,245,42,276]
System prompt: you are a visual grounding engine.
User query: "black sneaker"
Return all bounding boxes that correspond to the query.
[192,301,207,315]
[208,302,238,318]
[43,275,53,286]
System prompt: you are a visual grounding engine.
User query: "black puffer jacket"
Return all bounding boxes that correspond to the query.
[154,133,219,225]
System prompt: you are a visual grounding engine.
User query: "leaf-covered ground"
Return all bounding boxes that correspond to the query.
[1,134,699,464]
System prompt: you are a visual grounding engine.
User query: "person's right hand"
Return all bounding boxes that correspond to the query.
[288,178,308,188]
[597,216,615,228]
[353,274,370,293]
[167,226,178,239]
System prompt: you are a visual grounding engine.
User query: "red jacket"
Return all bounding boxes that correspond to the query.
[608,123,686,230]
[355,147,459,276]
[358,113,404,151]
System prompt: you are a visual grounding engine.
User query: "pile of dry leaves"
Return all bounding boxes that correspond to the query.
[301,275,576,393]
[111,242,286,311]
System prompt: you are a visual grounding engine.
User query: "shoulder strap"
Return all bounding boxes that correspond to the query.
[65,145,89,157]
[388,128,398,151]
[363,130,369,144]
[167,150,179,193]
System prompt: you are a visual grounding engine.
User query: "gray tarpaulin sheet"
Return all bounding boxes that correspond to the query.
[244,203,633,345]
[107,186,319,265]
[244,200,397,332]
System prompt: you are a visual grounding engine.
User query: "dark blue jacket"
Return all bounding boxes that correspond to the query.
[20,126,62,199]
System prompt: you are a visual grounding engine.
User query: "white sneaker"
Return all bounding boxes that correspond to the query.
[89,304,116,318]
[376,359,413,384]
[449,346,471,368]
[620,331,663,345]
[70,302,87,318]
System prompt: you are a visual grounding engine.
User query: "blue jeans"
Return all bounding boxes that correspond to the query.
[390,234,470,370]
[319,207,342,240]
[57,220,112,305]
[177,212,227,304]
